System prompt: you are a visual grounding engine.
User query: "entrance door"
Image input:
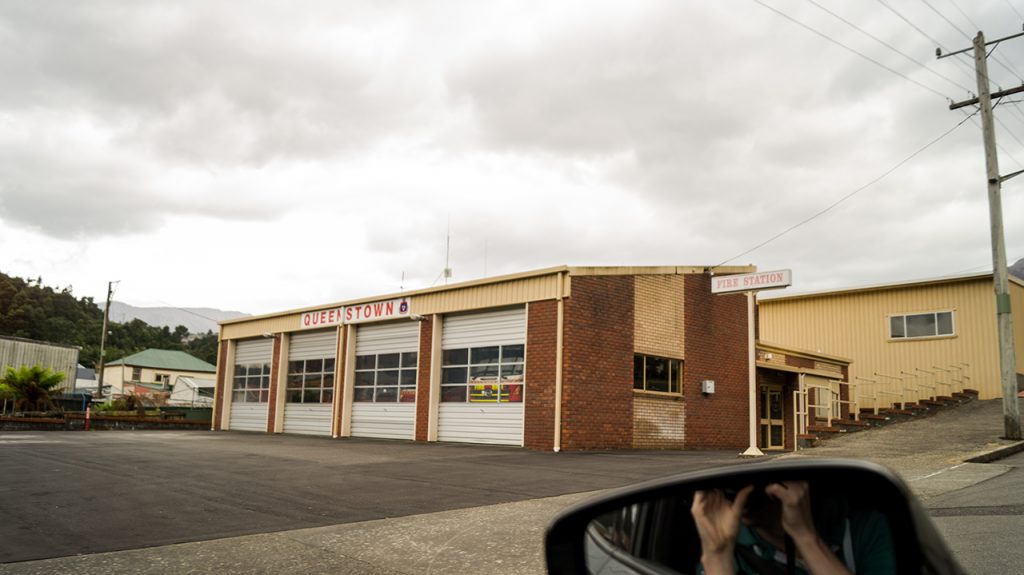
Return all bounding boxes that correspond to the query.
[759,384,785,450]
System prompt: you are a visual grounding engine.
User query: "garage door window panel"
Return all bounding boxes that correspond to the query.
[441,344,525,403]
[354,352,418,403]
[233,363,271,403]
[287,358,334,404]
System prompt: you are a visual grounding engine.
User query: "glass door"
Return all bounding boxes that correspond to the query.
[759,385,785,450]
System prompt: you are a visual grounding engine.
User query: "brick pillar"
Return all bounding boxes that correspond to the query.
[683,274,750,450]
[266,335,282,433]
[415,317,434,442]
[524,300,558,450]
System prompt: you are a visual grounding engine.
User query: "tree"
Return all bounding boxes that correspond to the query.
[0,365,66,412]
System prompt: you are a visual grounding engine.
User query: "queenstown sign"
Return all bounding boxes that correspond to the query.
[299,298,411,329]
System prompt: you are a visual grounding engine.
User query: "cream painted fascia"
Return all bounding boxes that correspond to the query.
[755,361,846,379]
[760,272,995,303]
[756,341,852,365]
[220,265,756,334]
[340,324,356,437]
[273,334,289,433]
[220,266,573,329]
[220,340,236,430]
[427,314,442,442]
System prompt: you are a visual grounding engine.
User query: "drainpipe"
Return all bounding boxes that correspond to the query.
[553,271,566,452]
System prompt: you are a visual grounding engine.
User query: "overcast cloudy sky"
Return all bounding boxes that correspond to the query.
[1,0,1022,316]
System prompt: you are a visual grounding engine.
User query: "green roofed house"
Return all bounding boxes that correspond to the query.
[103,349,216,398]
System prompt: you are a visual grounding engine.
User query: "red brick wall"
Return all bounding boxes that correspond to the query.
[524,300,558,450]
[415,317,433,442]
[683,274,750,450]
[561,275,635,450]
[266,335,282,433]
[213,342,228,430]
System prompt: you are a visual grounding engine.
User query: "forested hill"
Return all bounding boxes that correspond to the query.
[0,271,218,366]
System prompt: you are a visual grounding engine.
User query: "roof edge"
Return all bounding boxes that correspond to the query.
[220,264,756,326]
[759,271,1009,303]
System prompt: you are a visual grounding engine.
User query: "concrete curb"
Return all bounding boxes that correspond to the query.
[964,440,1024,464]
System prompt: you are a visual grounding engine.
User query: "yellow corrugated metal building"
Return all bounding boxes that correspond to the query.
[759,273,1024,407]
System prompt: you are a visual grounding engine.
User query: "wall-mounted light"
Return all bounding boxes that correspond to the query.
[701,380,716,394]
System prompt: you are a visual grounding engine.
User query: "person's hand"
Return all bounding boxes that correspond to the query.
[691,485,753,574]
[764,481,816,544]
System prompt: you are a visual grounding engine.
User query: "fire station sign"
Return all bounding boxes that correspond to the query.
[711,269,792,294]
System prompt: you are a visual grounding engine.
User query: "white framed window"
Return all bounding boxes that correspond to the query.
[441,344,524,403]
[353,351,417,403]
[131,367,142,382]
[286,358,335,404]
[633,354,683,394]
[232,362,271,403]
[889,311,955,340]
[155,373,170,387]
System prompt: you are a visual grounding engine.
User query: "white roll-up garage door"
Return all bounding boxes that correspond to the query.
[229,339,273,432]
[351,321,420,440]
[283,330,337,436]
[439,307,526,446]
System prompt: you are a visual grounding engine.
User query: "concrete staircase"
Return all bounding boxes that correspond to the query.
[797,389,980,448]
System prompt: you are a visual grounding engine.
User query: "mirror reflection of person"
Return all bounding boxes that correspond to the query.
[691,482,895,575]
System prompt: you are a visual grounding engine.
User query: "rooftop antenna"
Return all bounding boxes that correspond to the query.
[400,271,405,292]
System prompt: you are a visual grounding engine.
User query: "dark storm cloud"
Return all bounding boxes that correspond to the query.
[0,1,424,165]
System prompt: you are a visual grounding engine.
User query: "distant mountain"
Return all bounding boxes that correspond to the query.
[1012,257,1024,280]
[107,302,248,334]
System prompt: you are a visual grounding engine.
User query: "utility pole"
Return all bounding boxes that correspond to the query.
[95,281,115,402]
[941,31,1022,440]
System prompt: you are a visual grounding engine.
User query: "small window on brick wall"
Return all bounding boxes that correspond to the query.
[633,354,682,394]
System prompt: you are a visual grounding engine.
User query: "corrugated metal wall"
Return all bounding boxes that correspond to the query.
[355,321,419,355]
[439,307,527,445]
[442,307,526,348]
[351,320,420,440]
[229,404,268,432]
[760,278,1005,402]
[414,275,562,316]
[289,330,338,361]
[284,329,337,436]
[0,337,79,393]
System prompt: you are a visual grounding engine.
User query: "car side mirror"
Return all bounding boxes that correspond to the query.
[545,459,965,574]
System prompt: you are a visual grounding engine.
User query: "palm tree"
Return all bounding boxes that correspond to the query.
[0,365,66,412]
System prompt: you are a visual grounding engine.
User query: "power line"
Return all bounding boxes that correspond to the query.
[946,0,981,31]
[920,0,973,41]
[876,0,978,85]
[802,0,972,94]
[1006,0,1024,22]
[960,105,1024,169]
[754,0,953,101]
[921,0,1024,82]
[716,111,979,266]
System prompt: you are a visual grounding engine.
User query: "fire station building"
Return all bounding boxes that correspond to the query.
[212,265,762,451]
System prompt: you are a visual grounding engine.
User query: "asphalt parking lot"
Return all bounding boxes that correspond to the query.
[0,431,749,564]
